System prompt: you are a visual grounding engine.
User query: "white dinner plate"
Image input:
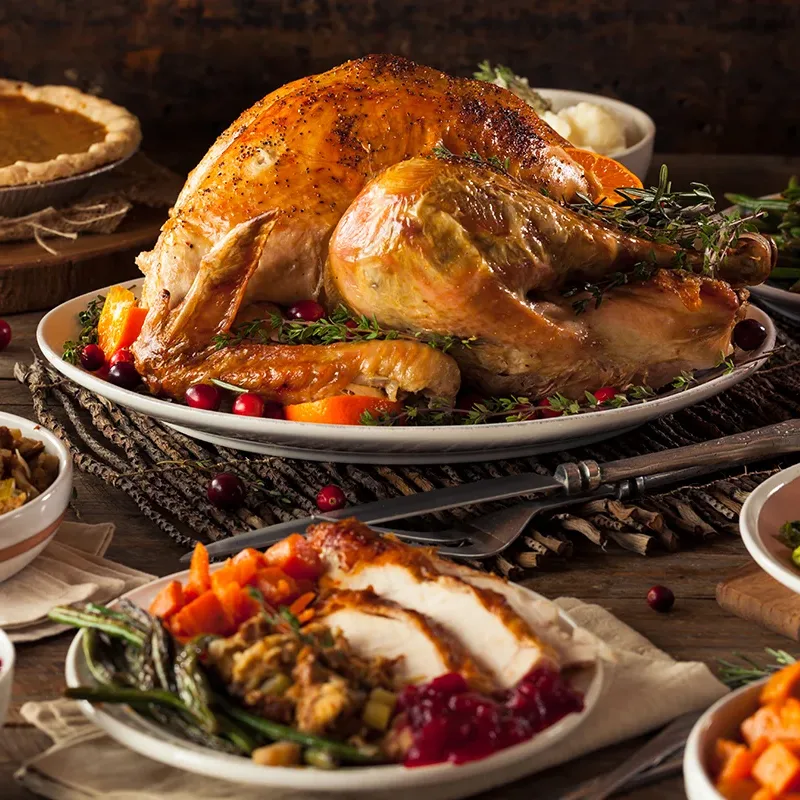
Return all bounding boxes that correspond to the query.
[65,568,604,799]
[39,280,775,464]
[740,463,800,595]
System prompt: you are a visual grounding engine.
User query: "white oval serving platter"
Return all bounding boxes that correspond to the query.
[65,567,604,799]
[39,280,775,464]
[740,463,800,595]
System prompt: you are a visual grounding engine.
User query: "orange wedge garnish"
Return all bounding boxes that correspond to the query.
[565,147,642,205]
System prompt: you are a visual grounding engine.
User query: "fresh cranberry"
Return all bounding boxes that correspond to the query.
[109,348,134,366]
[185,383,223,411]
[429,672,468,695]
[0,320,11,351]
[733,318,767,351]
[107,361,141,390]
[593,386,617,404]
[232,393,265,417]
[537,398,561,418]
[207,472,245,509]
[316,484,346,511]
[79,343,105,372]
[262,401,286,420]
[286,300,325,322]
[647,585,675,613]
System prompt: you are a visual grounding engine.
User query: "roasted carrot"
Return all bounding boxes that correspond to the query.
[148,580,184,619]
[231,547,264,587]
[186,542,211,598]
[172,589,232,638]
[289,592,315,616]
[297,608,315,624]
[209,558,238,592]
[763,664,800,706]
[752,742,800,795]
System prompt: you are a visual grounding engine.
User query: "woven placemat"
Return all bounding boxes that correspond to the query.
[13,304,800,579]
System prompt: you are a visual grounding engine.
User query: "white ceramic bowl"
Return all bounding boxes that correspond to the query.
[740,463,800,594]
[0,628,14,726]
[536,88,656,180]
[0,412,73,583]
[684,678,763,800]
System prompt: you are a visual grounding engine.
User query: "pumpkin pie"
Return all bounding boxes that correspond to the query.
[0,79,141,187]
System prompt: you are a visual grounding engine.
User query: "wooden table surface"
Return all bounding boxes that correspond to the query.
[1,153,799,799]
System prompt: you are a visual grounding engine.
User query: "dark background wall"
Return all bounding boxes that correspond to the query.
[1,0,797,171]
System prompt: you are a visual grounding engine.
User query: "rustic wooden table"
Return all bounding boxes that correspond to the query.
[1,154,799,799]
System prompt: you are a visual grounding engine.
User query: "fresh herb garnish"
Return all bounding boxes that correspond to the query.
[62,295,105,364]
[473,61,553,115]
[212,304,476,354]
[718,649,798,689]
[564,260,660,315]
[432,142,509,172]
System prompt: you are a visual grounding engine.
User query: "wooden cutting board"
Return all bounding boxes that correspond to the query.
[717,563,800,640]
[0,204,164,315]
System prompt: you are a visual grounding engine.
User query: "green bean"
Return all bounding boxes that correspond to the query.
[304,748,339,769]
[175,641,217,733]
[220,700,384,764]
[724,193,790,212]
[48,606,146,648]
[66,685,189,713]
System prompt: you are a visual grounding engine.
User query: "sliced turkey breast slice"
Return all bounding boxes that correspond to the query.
[317,589,495,692]
[308,520,560,689]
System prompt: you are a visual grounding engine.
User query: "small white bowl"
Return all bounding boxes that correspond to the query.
[740,463,800,595]
[684,678,763,800]
[0,411,73,583]
[0,629,14,726]
[536,88,656,180]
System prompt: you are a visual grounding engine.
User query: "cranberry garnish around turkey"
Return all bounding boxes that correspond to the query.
[185,383,223,411]
[537,398,562,418]
[107,362,142,390]
[286,300,325,322]
[0,320,11,352]
[207,472,245,509]
[592,386,617,404]
[316,484,347,511]
[733,318,767,351]
[79,344,105,372]
[109,348,134,366]
[232,393,265,417]
[647,585,675,613]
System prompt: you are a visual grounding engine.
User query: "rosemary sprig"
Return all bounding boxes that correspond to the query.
[717,649,797,689]
[212,304,476,353]
[61,295,105,364]
[473,61,553,115]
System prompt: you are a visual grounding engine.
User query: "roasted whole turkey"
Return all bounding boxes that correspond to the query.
[132,55,774,406]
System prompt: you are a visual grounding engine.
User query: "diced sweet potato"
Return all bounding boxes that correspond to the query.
[718,744,756,783]
[761,663,800,706]
[752,741,800,795]
[172,589,233,638]
[743,704,786,747]
[209,558,238,592]
[751,788,776,800]
[231,548,263,587]
[716,777,760,800]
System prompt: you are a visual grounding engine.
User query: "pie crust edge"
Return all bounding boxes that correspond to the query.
[0,79,142,187]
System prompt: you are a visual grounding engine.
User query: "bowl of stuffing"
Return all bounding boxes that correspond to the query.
[0,629,13,726]
[0,412,72,583]
[474,62,656,180]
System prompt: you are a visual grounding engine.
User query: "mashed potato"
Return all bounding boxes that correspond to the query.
[474,62,628,157]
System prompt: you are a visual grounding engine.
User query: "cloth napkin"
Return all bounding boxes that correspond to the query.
[13,597,728,799]
[1,522,154,643]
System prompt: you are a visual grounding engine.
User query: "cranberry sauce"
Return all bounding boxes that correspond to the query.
[397,667,583,767]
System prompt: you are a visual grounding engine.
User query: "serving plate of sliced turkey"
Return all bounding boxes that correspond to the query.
[65,523,604,799]
[39,279,775,464]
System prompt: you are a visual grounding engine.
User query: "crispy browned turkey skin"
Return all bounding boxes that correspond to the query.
[132,55,774,404]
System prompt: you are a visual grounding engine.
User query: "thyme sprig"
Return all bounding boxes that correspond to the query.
[717,649,797,689]
[568,165,759,277]
[565,261,660,314]
[432,142,510,173]
[212,304,476,354]
[62,295,105,364]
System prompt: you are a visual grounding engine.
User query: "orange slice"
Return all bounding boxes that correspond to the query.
[284,395,401,425]
[565,147,642,205]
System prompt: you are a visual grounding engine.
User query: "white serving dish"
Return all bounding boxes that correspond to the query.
[37,280,775,464]
[65,567,604,799]
[740,463,800,595]
[535,88,656,180]
[684,678,761,800]
[0,628,14,726]
[0,411,72,583]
